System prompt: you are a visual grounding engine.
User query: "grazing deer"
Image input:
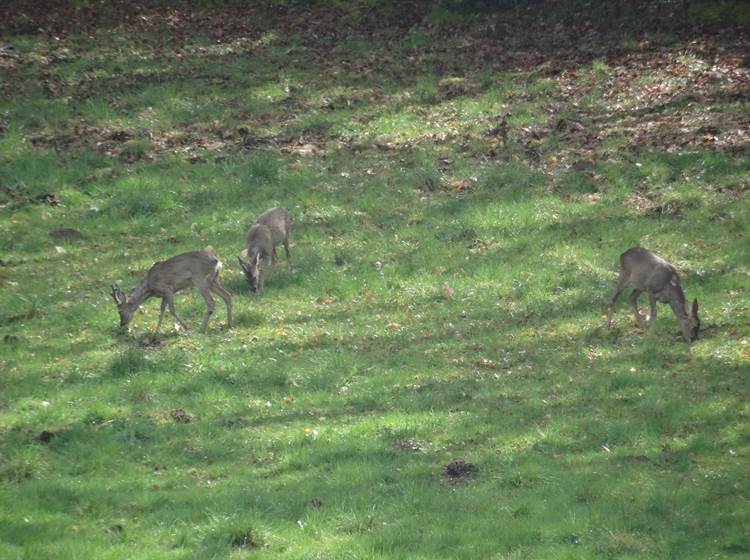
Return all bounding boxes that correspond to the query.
[110,250,232,333]
[607,246,699,342]
[238,207,293,292]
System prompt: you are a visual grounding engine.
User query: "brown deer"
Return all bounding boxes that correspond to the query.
[238,207,293,292]
[110,250,232,333]
[607,246,699,342]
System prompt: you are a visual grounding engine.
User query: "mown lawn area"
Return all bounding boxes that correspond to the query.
[1,1,748,558]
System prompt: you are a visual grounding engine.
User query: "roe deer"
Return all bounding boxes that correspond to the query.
[607,246,699,342]
[110,250,232,333]
[238,207,293,292]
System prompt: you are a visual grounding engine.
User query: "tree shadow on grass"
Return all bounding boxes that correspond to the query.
[7,336,745,554]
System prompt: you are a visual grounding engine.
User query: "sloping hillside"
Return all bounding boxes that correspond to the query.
[1,1,748,558]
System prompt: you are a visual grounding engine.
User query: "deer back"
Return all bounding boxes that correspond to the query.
[620,247,684,301]
[246,224,274,260]
[255,207,292,246]
[146,250,221,295]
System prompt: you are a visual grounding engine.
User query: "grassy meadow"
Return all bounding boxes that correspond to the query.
[1,1,749,558]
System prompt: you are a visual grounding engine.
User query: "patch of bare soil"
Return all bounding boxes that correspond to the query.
[308,496,323,508]
[169,408,195,423]
[230,528,261,549]
[0,183,59,210]
[138,334,161,349]
[106,523,124,535]
[442,458,478,485]
[36,430,57,444]
[392,438,422,452]
[49,228,82,240]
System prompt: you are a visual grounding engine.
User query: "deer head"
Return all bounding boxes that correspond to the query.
[110,283,136,327]
[238,253,262,292]
[680,298,700,342]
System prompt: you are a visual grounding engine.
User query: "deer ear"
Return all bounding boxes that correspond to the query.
[254,253,262,266]
[111,284,125,305]
[237,257,247,272]
[692,298,699,316]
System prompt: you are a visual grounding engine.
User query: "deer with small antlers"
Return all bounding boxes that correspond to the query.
[110,250,232,333]
[607,246,700,342]
[238,207,293,293]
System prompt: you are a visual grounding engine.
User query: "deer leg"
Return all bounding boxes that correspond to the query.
[607,272,629,328]
[628,289,646,327]
[197,284,216,334]
[164,293,189,332]
[283,237,292,268]
[648,293,658,333]
[271,247,278,265]
[155,299,167,332]
[211,280,233,329]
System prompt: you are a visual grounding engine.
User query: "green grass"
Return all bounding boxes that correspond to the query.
[1,1,749,559]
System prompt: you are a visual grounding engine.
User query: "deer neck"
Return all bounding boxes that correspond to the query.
[667,285,689,321]
[125,282,153,310]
